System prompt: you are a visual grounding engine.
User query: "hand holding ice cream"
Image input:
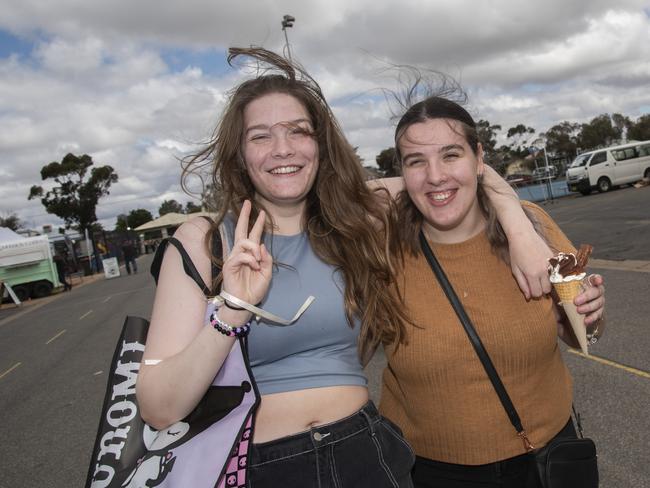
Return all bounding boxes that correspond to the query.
[548,245,604,354]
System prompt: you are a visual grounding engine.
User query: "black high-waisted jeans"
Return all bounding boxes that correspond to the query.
[411,418,577,488]
[247,401,415,488]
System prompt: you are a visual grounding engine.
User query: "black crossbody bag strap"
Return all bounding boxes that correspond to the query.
[418,231,535,451]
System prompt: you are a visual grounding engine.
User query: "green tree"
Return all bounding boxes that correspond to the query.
[185,201,202,214]
[375,147,400,177]
[628,114,650,141]
[544,121,581,157]
[126,209,153,229]
[115,214,129,232]
[612,113,632,135]
[477,119,501,153]
[578,114,621,150]
[476,119,504,173]
[159,199,183,216]
[115,209,153,232]
[505,124,535,157]
[27,153,118,233]
[0,213,22,231]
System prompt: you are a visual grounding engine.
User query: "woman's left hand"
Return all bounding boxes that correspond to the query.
[575,273,606,327]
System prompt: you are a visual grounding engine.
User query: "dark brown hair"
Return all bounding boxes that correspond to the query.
[394,96,543,260]
[182,47,409,363]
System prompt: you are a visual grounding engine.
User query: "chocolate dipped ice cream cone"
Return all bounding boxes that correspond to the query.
[547,245,593,354]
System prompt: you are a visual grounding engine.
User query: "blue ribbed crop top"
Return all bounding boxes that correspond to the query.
[222,217,367,395]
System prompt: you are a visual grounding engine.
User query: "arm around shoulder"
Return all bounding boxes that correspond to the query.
[483,166,553,298]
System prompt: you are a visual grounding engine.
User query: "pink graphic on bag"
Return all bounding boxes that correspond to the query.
[218,415,253,488]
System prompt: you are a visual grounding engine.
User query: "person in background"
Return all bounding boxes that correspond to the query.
[121,239,138,275]
[54,252,72,291]
[97,240,109,258]
[380,95,606,488]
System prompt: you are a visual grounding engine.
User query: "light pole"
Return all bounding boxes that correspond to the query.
[529,138,555,202]
[281,14,295,61]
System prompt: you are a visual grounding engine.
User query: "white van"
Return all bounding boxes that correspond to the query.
[566,140,650,195]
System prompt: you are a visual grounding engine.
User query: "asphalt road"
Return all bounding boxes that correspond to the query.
[0,267,155,488]
[535,183,650,261]
[0,185,648,487]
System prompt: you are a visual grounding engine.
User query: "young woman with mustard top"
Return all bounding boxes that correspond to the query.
[380,96,606,488]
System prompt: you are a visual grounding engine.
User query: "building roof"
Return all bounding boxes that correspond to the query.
[134,212,216,232]
[0,227,23,242]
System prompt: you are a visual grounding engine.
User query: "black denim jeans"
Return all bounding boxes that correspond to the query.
[247,401,415,488]
[412,419,576,488]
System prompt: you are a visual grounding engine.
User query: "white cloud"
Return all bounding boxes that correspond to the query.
[0,0,649,230]
[35,36,105,74]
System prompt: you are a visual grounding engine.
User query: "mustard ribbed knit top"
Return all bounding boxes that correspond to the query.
[380,202,575,465]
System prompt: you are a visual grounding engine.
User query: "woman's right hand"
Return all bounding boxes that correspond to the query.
[221,200,273,307]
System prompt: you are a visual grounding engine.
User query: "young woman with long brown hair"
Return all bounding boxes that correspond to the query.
[135,49,558,487]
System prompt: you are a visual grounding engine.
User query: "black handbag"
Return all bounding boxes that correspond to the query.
[418,231,598,488]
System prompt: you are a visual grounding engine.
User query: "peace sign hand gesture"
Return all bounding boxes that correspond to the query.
[222,200,273,309]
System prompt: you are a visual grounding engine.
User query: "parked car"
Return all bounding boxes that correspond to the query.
[566,140,650,195]
[531,166,557,181]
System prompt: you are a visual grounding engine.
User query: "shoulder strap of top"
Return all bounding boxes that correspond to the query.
[211,226,223,290]
[150,216,223,297]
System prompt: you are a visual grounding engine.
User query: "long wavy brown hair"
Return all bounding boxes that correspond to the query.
[393,96,545,259]
[182,47,408,364]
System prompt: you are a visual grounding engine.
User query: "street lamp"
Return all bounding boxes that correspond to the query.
[281,14,295,61]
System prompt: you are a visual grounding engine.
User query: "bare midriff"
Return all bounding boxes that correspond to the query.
[252,385,369,443]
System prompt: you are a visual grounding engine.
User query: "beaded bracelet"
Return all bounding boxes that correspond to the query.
[208,309,251,338]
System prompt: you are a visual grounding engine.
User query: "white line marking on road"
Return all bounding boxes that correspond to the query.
[93,371,103,376]
[102,296,112,303]
[0,362,22,379]
[0,284,152,329]
[79,310,93,320]
[46,329,67,344]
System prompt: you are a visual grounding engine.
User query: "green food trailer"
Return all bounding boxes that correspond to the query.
[0,235,61,302]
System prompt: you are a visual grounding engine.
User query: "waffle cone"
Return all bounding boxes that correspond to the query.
[552,279,583,303]
[560,301,589,355]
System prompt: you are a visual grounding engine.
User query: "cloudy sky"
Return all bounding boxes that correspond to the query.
[1,0,649,231]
